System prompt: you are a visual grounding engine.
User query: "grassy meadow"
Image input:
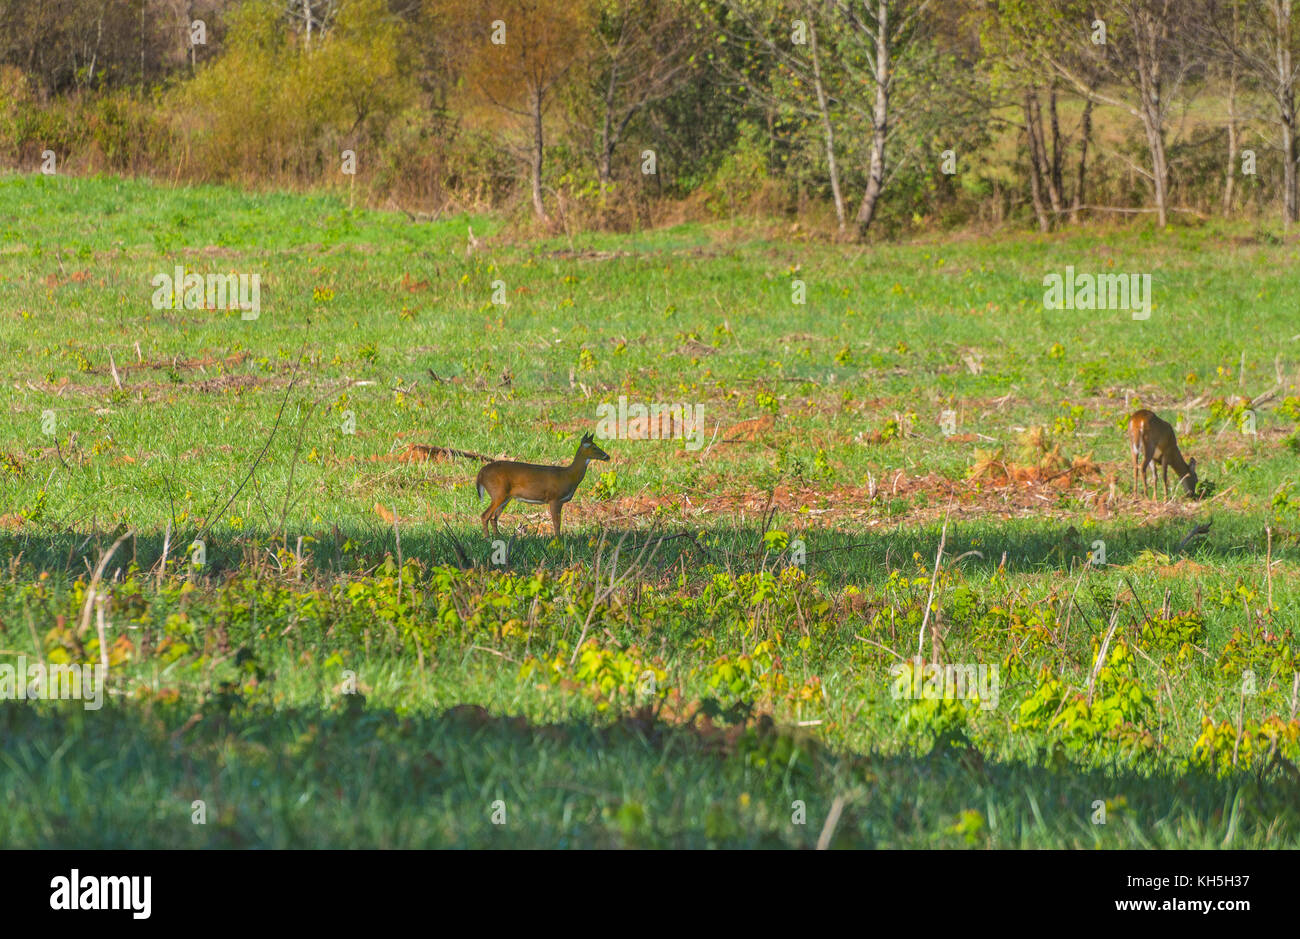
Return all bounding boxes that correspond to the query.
[1,171,1299,848]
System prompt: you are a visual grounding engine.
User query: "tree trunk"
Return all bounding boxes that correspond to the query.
[531,87,547,221]
[1223,3,1240,215]
[599,144,613,189]
[1048,86,1065,208]
[1071,98,1092,223]
[599,61,618,188]
[854,0,889,239]
[1024,91,1050,233]
[1027,91,1062,216]
[1283,104,1298,225]
[1134,12,1169,227]
[1224,64,1237,215]
[809,19,845,232]
[1280,1,1298,225]
[1140,108,1170,228]
[1271,0,1297,223]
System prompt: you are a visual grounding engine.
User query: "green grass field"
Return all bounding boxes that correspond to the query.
[1,172,1299,847]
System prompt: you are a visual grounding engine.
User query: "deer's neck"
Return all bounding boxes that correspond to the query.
[1164,443,1191,477]
[566,453,591,483]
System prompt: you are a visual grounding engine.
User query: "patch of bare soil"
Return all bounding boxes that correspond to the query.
[371,443,494,465]
[431,461,1205,534]
[556,468,1205,531]
[675,338,717,357]
[543,248,636,262]
[721,414,774,441]
[190,373,265,394]
[1149,558,1210,577]
[115,351,250,374]
[19,370,275,399]
[42,270,96,288]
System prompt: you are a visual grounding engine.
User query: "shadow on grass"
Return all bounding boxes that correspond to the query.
[0,510,1288,588]
[1,696,1296,848]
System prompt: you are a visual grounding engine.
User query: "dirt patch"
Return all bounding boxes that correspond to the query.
[43,270,95,288]
[448,464,1206,534]
[561,469,1203,530]
[1147,558,1211,577]
[19,371,276,399]
[675,338,717,357]
[371,442,495,465]
[190,373,266,394]
[721,414,774,442]
[115,351,250,375]
[543,248,636,262]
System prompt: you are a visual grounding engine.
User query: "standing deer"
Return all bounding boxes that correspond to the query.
[475,433,610,537]
[1128,409,1198,501]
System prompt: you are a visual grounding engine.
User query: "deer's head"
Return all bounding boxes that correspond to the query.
[1182,457,1199,498]
[577,432,610,464]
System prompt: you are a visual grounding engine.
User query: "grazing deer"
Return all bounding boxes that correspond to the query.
[1128,409,1198,501]
[475,432,610,537]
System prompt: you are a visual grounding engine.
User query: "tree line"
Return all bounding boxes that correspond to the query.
[1,0,1297,237]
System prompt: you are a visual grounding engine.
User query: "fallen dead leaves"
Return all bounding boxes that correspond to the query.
[969,426,1103,489]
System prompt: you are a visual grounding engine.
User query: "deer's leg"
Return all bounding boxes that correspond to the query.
[482,494,508,537]
[1161,463,1170,501]
[492,497,510,536]
[1140,458,1151,500]
[1144,439,1160,500]
[1132,451,1141,498]
[548,501,563,536]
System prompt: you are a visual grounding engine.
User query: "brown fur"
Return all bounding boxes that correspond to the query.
[475,433,610,537]
[1128,409,1198,501]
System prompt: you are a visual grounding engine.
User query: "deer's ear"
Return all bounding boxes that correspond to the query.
[581,432,592,443]
[1189,457,1197,470]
